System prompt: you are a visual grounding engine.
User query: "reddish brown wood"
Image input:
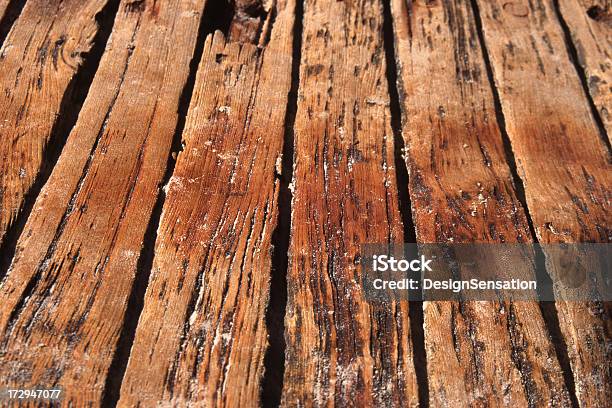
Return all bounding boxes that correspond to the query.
[390,0,572,405]
[118,1,296,406]
[0,0,207,404]
[0,0,112,246]
[281,0,419,406]
[0,0,11,23]
[558,0,611,137]
[475,0,611,405]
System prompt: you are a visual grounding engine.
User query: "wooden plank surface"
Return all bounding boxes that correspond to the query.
[0,0,22,42]
[474,0,611,405]
[0,0,12,24]
[0,0,113,246]
[118,1,296,405]
[282,0,419,406]
[0,0,207,404]
[390,0,572,406]
[558,0,611,137]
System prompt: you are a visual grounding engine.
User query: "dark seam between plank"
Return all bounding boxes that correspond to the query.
[381,0,428,406]
[468,1,579,407]
[261,0,303,406]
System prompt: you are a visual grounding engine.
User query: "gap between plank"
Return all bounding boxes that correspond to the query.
[551,0,611,154]
[99,3,215,405]
[260,0,304,405]
[0,0,26,48]
[469,1,579,407]
[0,0,121,283]
[381,0,429,406]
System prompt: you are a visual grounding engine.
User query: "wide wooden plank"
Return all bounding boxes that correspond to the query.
[282,0,419,406]
[0,0,207,404]
[475,0,611,405]
[0,0,113,246]
[390,0,572,405]
[118,1,295,406]
[558,0,611,137]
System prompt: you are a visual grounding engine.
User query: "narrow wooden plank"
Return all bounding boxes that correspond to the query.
[390,1,572,405]
[0,0,207,404]
[282,0,419,406]
[0,0,113,246]
[118,1,295,406]
[558,0,611,137]
[475,0,611,405]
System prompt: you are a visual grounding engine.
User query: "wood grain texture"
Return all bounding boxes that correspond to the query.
[0,0,207,404]
[558,0,611,136]
[475,0,611,405]
[391,1,572,406]
[282,0,418,406]
[0,0,112,247]
[118,1,295,406]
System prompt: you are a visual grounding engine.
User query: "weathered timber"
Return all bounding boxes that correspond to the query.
[118,1,295,406]
[558,0,611,137]
[0,0,26,46]
[0,0,207,405]
[390,0,572,406]
[0,0,12,29]
[281,0,419,406]
[0,0,113,247]
[475,0,611,405]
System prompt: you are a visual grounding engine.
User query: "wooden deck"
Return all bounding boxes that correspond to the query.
[0,0,609,406]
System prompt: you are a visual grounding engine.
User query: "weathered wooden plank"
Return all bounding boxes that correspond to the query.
[282,0,419,406]
[0,0,11,23]
[0,0,208,405]
[118,1,295,406]
[0,0,22,40]
[475,0,611,405]
[558,0,611,137]
[0,0,113,247]
[390,1,572,406]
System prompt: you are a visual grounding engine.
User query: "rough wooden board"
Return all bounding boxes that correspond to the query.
[282,0,418,406]
[0,0,11,24]
[390,1,572,406]
[558,0,611,137]
[475,0,611,405]
[0,0,112,247]
[118,1,295,406]
[0,0,207,404]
